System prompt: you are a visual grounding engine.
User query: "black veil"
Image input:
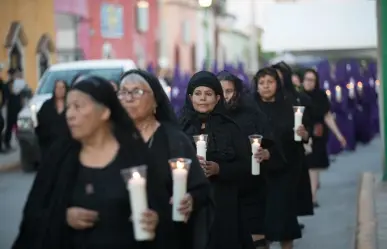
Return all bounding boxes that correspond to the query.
[178,71,230,128]
[272,61,298,97]
[120,69,178,126]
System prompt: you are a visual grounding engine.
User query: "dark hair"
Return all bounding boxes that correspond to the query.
[303,68,320,89]
[253,67,284,100]
[217,70,244,110]
[53,79,69,97]
[272,61,297,96]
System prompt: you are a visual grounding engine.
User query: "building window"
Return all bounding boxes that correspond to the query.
[182,20,190,44]
[100,4,124,38]
[136,1,149,33]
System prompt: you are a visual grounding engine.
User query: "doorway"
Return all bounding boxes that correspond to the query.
[38,52,49,78]
[10,44,23,72]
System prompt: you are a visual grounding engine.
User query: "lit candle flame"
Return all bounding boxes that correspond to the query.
[132,171,141,179]
[326,90,331,96]
[357,82,363,89]
[199,134,204,141]
[176,161,184,169]
[346,83,353,89]
[253,138,259,144]
[335,86,341,91]
[376,80,380,86]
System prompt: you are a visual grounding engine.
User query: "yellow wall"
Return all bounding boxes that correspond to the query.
[0,0,56,90]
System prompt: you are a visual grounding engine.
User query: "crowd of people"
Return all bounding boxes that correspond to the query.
[11,61,346,249]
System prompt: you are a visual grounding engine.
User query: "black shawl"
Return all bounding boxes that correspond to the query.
[13,76,172,249]
[252,67,297,171]
[120,69,213,249]
[179,70,251,181]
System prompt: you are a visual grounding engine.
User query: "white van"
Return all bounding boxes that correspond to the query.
[16,59,137,171]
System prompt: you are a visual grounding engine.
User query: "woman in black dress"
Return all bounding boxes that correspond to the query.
[302,69,346,207]
[35,79,69,164]
[12,76,174,249]
[119,69,212,249]
[179,71,253,249]
[253,67,309,249]
[272,62,314,225]
[217,70,272,248]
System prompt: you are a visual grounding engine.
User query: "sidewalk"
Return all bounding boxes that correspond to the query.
[294,138,382,249]
[0,141,20,172]
[375,178,387,247]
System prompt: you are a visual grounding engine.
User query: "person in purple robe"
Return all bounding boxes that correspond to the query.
[353,78,373,144]
[366,76,380,136]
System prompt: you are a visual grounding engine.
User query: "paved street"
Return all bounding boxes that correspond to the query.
[294,137,382,249]
[0,137,383,249]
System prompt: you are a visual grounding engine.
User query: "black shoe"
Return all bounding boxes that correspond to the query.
[4,144,14,152]
[253,239,267,249]
[0,148,8,154]
[313,202,320,208]
[299,223,305,230]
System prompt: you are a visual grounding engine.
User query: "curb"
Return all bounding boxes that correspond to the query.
[0,161,21,172]
[356,172,377,249]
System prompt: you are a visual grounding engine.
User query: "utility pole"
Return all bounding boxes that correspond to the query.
[377,0,387,181]
[250,0,259,72]
[158,0,168,69]
[198,0,213,69]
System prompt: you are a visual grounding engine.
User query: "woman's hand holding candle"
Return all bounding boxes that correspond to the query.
[204,161,219,177]
[140,209,158,236]
[170,193,193,223]
[197,155,207,171]
[66,207,99,230]
[254,147,270,162]
[296,124,309,141]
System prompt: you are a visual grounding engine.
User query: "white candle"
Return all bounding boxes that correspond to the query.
[376,80,380,94]
[294,108,303,141]
[251,139,260,175]
[128,172,152,241]
[172,161,188,221]
[196,135,207,160]
[326,90,331,101]
[357,82,363,95]
[30,105,38,128]
[335,86,342,102]
[347,83,355,99]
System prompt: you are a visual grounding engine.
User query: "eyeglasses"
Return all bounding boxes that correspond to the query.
[117,88,149,99]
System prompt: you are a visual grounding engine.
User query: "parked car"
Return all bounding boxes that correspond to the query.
[16,59,137,171]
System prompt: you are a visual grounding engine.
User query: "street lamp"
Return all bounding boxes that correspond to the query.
[198,0,213,70]
[198,0,212,8]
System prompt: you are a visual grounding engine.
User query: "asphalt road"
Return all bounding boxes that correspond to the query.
[0,137,382,249]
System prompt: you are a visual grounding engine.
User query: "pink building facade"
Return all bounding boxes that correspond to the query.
[54,0,91,60]
[88,0,159,68]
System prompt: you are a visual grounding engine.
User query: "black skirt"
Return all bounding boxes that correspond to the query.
[264,172,302,242]
[306,138,330,169]
[239,176,266,234]
[296,160,314,216]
